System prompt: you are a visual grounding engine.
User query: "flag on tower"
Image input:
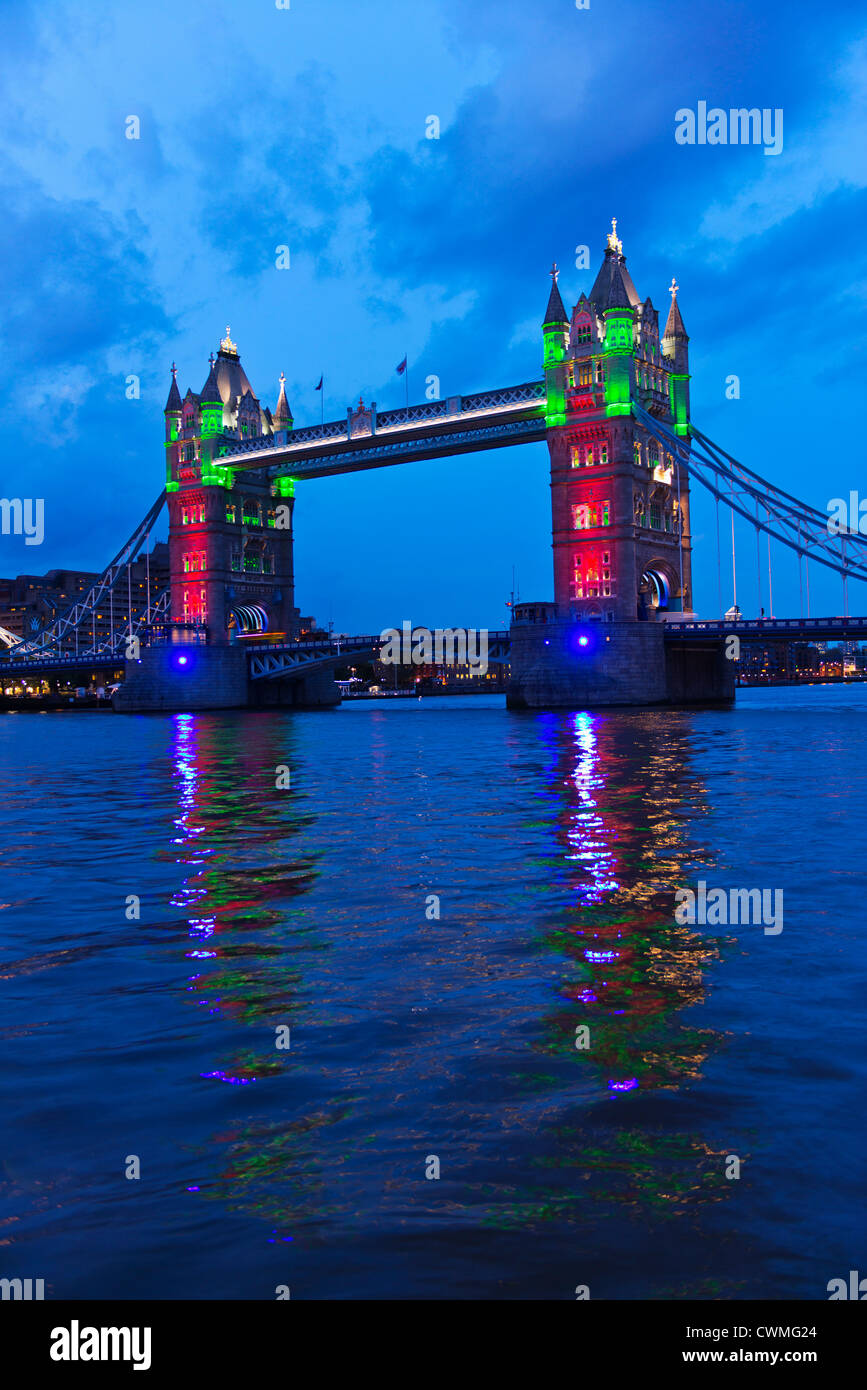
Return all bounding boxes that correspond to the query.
[315,375,323,390]
[396,356,407,375]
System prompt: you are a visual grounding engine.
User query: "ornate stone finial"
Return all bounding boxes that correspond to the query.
[171,361,177,379]
[279,372,286,389]
[550,261,559,283]
[607,218,623,255]
[208,352,215,367]
[358,395,364,409]
[221,325,238,353]
[669,276,679,298]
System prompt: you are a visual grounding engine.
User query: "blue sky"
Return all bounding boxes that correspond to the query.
[1,0,865,627]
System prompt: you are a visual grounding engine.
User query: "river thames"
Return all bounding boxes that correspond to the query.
[1,686,863,1299]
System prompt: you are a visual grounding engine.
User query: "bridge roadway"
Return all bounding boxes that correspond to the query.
[2,618,864,682]
[666,616,867,642]
[245,632,512,680]
[217,382,548,480]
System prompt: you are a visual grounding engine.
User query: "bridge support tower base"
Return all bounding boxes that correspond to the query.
[112,644,250,713]
[112,645,342,712]
[506,619,734,710]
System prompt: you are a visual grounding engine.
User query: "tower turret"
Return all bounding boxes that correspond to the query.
[542,263,569,426]
[662,278,690,435]
[274,372,294,431]
[199,353,223,438]
[164,363,182,438]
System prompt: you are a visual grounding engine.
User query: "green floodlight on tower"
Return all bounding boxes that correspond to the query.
[542,261,569,428]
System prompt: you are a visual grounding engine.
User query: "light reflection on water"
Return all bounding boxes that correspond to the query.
[1,688,865,1299]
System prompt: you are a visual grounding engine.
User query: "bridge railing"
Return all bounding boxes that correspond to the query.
[220,381,546,463]
[675,616,864,632]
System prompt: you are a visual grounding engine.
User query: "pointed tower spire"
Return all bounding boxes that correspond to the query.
[589,219,640,312]
[663,277,688,338]
[200,352,222,404]
[274,371,293,428]
[663,277,690,437]
[542,262,568,326]
[164,361,182,413]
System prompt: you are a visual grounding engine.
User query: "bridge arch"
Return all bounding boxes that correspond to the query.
[640,560,678,614]
[228,604,270,639]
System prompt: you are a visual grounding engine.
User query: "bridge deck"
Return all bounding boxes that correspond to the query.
[3,620,862,679]
[218,382,547,479]
[665,616,867,641]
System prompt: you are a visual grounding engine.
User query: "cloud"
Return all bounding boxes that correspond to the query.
[698,39,867,249]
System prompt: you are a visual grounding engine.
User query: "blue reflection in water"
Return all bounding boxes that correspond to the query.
[565,712,620,901]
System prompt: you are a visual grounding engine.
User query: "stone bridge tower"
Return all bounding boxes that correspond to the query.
[164,330,299,642]
[509,222,732,709]
[542,221,693,623]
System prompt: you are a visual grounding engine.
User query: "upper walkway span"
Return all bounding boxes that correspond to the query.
[217,382,547,479]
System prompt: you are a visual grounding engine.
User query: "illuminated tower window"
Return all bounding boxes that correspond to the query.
[572,503,591,530]
[578,362,593,387]
[570,553,583,600]
[226,503,236,524]
[570,445,582,468]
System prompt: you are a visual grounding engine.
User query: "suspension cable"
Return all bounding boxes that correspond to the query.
[755,500,763,617]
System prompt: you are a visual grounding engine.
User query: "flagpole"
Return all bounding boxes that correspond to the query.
[404,354,409,413]
[321,375,324,426]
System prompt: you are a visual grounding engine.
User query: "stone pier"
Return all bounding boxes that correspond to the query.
[112,643,342,713]
[507,610,734,710]
[112,644,249,713]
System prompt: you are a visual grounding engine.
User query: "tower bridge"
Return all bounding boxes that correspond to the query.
[5,221,867,712]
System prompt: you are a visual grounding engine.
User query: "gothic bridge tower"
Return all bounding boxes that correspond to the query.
[542,220,693,623]
[164,330,299,641]
[509,222,732,708]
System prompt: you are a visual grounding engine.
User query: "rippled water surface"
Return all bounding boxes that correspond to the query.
[1,687,864,1299]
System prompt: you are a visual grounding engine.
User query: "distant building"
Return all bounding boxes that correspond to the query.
[0,546,169,649]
